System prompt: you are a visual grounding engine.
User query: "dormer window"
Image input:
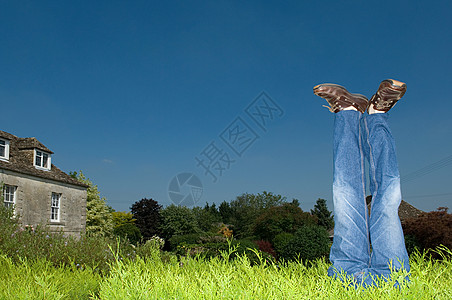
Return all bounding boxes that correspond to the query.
[0,139,10,161]
[34,149,51,170]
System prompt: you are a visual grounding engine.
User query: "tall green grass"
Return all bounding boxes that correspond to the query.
[96,246,452,300]
[0,254,101,299]
[0,246,451,299]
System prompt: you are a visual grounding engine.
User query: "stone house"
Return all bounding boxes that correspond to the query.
[0,130,88,236]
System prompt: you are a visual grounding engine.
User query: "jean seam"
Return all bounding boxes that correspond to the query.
[358,114,371,267]
[364,116,379,267]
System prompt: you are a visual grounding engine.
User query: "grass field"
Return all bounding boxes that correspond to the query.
[1,246,451,299]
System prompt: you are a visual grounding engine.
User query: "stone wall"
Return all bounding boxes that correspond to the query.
[1,169,87,237]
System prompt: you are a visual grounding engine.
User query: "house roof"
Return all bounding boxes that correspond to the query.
[0,130,88,188]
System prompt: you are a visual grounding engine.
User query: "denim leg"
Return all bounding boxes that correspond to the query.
[328,110,371,278]
[361,113,410,281]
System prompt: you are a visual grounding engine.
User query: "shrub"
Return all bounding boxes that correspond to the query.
[254,240,276,258]
[113,223,142,245]
[404,234,421,256]
[273,232,294,257]
[279,225,330,263]
[402,207,452,258]
[0,206,136,275]
[168,233,204,251]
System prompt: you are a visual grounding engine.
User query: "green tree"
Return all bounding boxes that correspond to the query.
[112,211,142,244]
[131,198,162,240]
[219,201,233,224]
[228,191,287,238]
[253,203,317,241]
[70,171,113,236]
[160,204,200,240]
[192,202,221,232]
[310,198,334,231]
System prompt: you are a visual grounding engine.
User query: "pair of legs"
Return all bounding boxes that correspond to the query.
[314,80,410,286]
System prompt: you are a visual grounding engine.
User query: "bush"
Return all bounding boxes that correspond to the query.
[113,223,142,245]
[0,206,136,275]
[168,233,204,251]
[404,234,421,256]
[254,240,276,258]
[402,207,452,257]
[273,232,294,257]
[279,225,330,263]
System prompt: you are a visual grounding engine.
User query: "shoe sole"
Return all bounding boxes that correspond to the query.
[313,83,367,100]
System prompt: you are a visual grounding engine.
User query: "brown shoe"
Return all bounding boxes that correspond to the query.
[368,79,407,113]
[313,83,368,113]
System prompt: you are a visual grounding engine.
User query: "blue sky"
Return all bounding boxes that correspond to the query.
[1,0,451,213]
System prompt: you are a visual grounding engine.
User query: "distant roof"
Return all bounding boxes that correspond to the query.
[0,130,87,188]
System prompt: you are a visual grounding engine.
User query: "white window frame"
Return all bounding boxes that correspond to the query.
[50,192,61,222]
[34,149,51,170]
[0,139,10,161]
[3,185,16,209]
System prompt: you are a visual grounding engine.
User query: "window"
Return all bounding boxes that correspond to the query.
[0,139,10,160]
[50,193,60,222]
[34,149,51,170]
[3,185,16,209]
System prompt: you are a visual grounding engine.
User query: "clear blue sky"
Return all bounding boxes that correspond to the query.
[2,0,451,213]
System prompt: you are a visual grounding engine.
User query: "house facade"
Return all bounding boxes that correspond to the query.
[0,130,88,236]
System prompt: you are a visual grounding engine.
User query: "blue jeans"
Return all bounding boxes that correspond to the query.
[328,110,410,285]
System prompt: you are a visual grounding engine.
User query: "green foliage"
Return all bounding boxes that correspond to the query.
[311,198,334,231]
[0,254,101,299]
[192,203,222,232]
[112,211,135,227]
[70,171,113,237]
[273,232,294,257]
[219,200,234,223]
[130,198,162,240]
[228,191,287,238]
[279,225,330,262]
[253,202,317,241]
[0,205,135,275]
[160,204,200,240]
[113,223,142,245]
[112,211,142,244]
[168,233,205,251]
[404,234,421,256]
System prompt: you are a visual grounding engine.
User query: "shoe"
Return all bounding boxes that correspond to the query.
[368,79,407,113]
[313,83,369,113]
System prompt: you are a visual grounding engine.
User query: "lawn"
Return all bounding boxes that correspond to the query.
[1,246,451,299]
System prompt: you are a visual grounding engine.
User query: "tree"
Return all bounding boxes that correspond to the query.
[160,204,200,240]
[192,203,221,232]
[311,198,334,231]
[112,211,142,244]
[131,198,162,240]
[228,191,287,238]
[219,201,233,224]
[70,171,113,236]
[253,203,317,241]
